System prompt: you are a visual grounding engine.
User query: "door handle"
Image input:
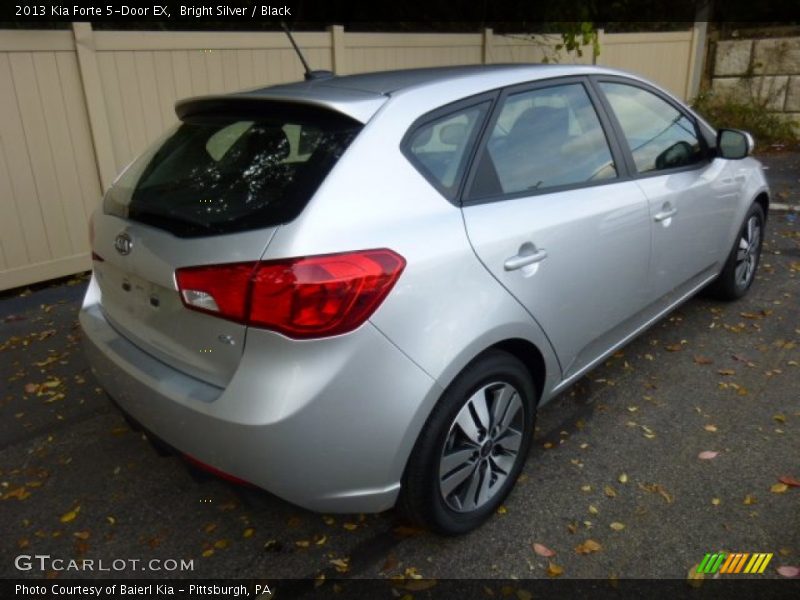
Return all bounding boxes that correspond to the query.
[653,207,677,222]
[504,245,548,271]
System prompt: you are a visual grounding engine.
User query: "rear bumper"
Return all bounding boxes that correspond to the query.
[80,276,440,513]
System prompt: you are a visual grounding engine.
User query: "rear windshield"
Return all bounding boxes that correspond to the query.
[104,104,361,237]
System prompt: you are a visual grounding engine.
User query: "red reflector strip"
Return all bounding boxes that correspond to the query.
[182,453,253,486]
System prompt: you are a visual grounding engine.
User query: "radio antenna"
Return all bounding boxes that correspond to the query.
[281,21,314,80]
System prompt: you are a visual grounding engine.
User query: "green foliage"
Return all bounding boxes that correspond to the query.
[555,22,601,62]
[692,91,798,147]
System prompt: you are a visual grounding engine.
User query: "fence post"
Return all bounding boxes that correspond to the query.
[685,20,708,101]
[72,22,116,191]
[329,24,346,74]
[483,28,493,64]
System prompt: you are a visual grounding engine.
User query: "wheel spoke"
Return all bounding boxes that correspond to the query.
[455,404,483,445]
[440,461,475,498]
[736,247,748,262]
[735,260,748,284]
[746,217,754,243]
[750,227,760,253]
[738,236,749,252]
[440,448,475,478]
[496,428,522,453]
[468,388,492,432]
[498,394,523,435]
[491,385,515,432]
[490,452,516,475]
[476,465,494,506]
[460,465,484,510]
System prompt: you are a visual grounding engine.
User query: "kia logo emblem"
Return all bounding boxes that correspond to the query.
[114,232,133,255]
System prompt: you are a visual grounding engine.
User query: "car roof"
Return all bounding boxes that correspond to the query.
[176,64,640,123]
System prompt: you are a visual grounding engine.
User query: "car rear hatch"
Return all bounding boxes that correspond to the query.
[91,100,364,388]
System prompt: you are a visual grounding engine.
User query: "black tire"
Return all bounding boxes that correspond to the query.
[398,350,537,535]
[707,203,765,301]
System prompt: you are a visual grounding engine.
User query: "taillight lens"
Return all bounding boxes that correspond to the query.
[175,249,405,339]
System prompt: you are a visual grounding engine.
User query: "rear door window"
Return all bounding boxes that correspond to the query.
[104,104,362,237]
[467,83,617,199]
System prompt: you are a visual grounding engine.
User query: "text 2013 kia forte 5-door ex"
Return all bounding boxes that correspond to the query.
[81,65,769,534]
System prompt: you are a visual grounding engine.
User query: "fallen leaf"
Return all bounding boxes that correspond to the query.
[201,548,214,558]
[342,522,358,531]
[2,487,31,501]
[295,540,310,548]
[698,451,719,460]
[693,355,714,365]
[73,531,90,540]
[711,498,721,505]
[618,473,628,484]
[604,485,617,498]
[497,505,508,515]
[588,505,599,515]
[717,369,735,376]
[243,528,255,538]
[773,414,786,423]
[610,522,625,531]
[777,566,800,578]
[381,552,398,572]
[24,383,39,394]
[703,424,718,433]
[546,561,564,577]
[665,343,683,352]
[638,482,674,503]
[60,507,80,523]
[213,539,229,549]
[744,494,757,505]
[330,558,350,573]
[770,483,789,494]
[533,542,555,557]
[778,476,800,488]
[575,539,602,554]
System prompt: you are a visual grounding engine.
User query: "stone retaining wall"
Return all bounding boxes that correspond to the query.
[712,37,800,124]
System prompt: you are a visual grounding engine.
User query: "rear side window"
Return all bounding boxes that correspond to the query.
[405,102,490,200]
[598,82,704,173]
[104,104,361,237]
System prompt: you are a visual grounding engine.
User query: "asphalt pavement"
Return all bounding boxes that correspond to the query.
[1,165,798,586]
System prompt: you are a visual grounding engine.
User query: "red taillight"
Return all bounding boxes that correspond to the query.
[175,249,405,339]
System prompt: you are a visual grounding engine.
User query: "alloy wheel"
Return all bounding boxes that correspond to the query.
[438,382,525,512]
[735,215,761,288]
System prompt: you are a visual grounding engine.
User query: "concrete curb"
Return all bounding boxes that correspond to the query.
[771,202,798,212]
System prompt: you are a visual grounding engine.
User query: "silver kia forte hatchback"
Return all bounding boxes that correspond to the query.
[81,64,769,534]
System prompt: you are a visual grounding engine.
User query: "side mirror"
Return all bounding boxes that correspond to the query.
[655,140,693,170]
[717,128,754,159]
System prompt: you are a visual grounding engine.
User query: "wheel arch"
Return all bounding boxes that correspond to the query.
[753,190,769,222]
[487,338,547,404]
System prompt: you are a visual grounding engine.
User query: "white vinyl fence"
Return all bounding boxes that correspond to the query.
[0,23,705,290]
